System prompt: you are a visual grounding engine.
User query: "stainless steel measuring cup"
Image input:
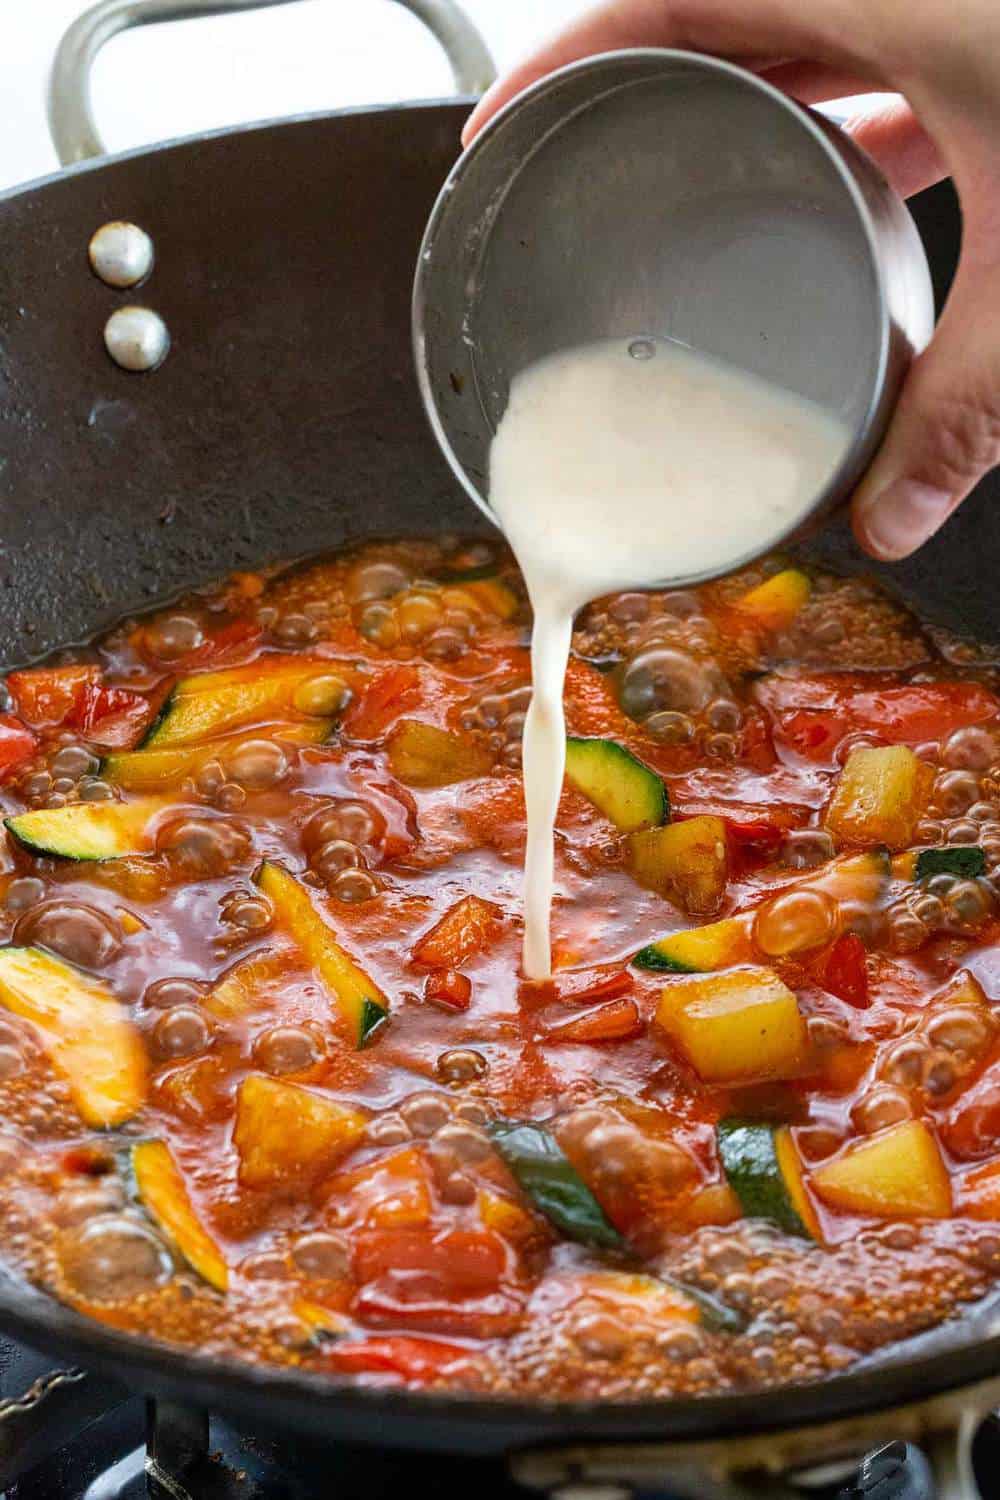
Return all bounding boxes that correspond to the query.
[413,48,935,581]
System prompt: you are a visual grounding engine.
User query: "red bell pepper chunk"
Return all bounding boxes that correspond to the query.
[344,664,420,743]
[0,715,37,781]
[353,1227,506,1293]
[546,965,633,1005]
[411,894,504,969]
[7,665,101,728]
[423,969,473,1011]
[544,996,643,1043]
[69,684,154,748]
[326,1336,469,1383]
[819,932,870,1009]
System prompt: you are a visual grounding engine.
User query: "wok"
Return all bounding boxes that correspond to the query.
[1,1,1000,1493]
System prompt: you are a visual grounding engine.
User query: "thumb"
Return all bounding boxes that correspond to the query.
[852,253,1000,560]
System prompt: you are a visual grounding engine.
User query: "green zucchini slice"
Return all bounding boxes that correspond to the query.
[0,946,146,1127]
[717,1119,820,1241]
[488,1120,622,1250]
[564,737,668,833]
[634,915,754,973]
[5,798,162,861]
[103,720,332,790]
[143,661,349,748]
[916,846,987,881]
[131,1140,228,1292]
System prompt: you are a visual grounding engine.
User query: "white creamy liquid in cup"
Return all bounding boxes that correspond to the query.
[488,336,848,979]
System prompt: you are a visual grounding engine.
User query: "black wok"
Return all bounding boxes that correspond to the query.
[1,1,999,1492]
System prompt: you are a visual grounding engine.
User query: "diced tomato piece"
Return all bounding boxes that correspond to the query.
[942,1074,1000,1161]
[352,1284,524,1339]
[818,933,870,1009]
[758,676,999,764]
[7,665,101,728]
[329,1146,433,1230]
[544,997,643,1043]
[136,617,261,671]
[423,969,472,1011]
[69,684,154,748]
[0,715,37,781]
[412,894,504,968]
[326,1336,469,1383]
[353,1227,506,1293]
[956,1158,1000,1220]
[544,965,633,1005]
[344,665,421,743]
[723,816,785,853]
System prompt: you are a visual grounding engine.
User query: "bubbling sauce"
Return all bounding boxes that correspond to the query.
[489,337,848,976]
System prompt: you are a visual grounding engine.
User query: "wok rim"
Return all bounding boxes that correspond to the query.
[1,104,998,1443]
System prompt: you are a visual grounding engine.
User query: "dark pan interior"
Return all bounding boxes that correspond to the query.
[0,102,998,1447]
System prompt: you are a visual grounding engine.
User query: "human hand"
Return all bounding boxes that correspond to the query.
[463,0,1000,563]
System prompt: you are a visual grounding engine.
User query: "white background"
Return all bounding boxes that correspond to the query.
[0,0,584,191]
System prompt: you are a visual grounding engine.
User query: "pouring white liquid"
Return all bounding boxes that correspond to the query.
[488,336,849,980]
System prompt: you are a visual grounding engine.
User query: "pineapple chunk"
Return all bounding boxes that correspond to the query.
[812,1120,952,1219]
[825,746,933,850]
[626,816,728,916]
[733,568,811,632]
[657,965,808,1083]
[233,1074,367,1189]
[387,720,492,787]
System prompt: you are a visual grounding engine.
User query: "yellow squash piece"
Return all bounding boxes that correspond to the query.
[233,1073,367,1189]
[204,949,298,1021]
[634,914,754,973]
[387,719,492,788]
[132,1140,228,1292]
[255,862,388,1045]
[733,569,811,632]
[104,721,331,790]
[825,746,934,850]
[0,947,146,1127]
[626,815,729,915]
[811,1119,952,1219]
[657,965,808,1083]
[5,798,163,861]
[145,662,349,747]
[447,578,520,620]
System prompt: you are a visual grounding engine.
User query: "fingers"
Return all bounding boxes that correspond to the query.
[847,99,947,197]
[852,255,1000,559]
[461,0,865,145]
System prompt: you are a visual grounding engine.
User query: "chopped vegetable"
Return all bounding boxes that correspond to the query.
[916,846,987,881]
[330,1145,433,1229]
[812,1120,952,1219]
[824,746,934,849]
[255,862,388,1046]
[144,660,349,747]
[454,577,520,620]
[543,996,642,1042]
[956,1158,1000,1220]
[634,915,754,973]
[104,721,331,790]
[204,950,296,1020]
[488,1121,623,1249]
[0,947,145,1127]
[422,970,472,1011]
[7,665,101,728]
[233,1074,367,1189]
[131,1140,228,1292]
[657,966,808,1084]
[717,1120,820,1239]
[626,815,729,915]
[5,798,163,861]
[818,932,870,1008]
[564,737,668,833]
[326,1335,469,1383]
[412,894,504,968]
[387,719,492,787]
[732,568,811,632]
[0,715,38,782]
[478,1188,541,1245]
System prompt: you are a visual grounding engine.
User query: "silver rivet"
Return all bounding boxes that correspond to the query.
[104,306,170,372]
[88,221,154,288]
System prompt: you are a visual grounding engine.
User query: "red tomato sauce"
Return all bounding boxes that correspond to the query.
[0,539,997,1400]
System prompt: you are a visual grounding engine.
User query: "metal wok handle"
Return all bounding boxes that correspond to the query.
[48,0,496,165]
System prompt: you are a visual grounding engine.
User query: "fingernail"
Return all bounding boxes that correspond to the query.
[857,479,955,560]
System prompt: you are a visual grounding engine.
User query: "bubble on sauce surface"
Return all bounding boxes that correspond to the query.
[620,647,719,719]
[143,976,208,1010]
[254,1025,322,1075]
[143,614,204,661]
[59,1217,172,1301]
[14,900,123,969]
[157,816,251,877]
[222,739,289,790]
[291,1231,349,1279]
[152,1006,211,1060]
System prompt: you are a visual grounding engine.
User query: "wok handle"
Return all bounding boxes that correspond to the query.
[47,0,496,165]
